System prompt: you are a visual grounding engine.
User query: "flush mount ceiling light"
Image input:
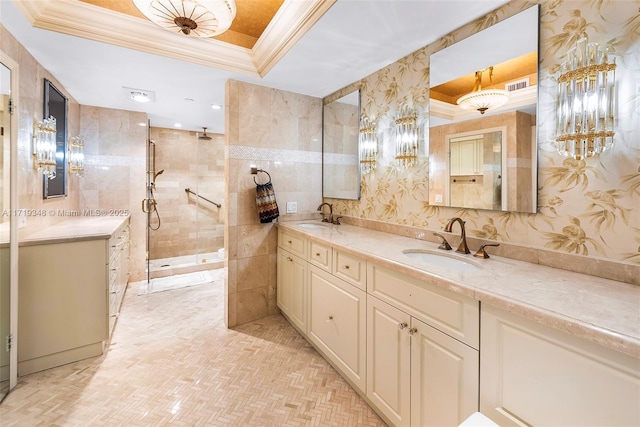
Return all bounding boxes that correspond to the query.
[133,0,237,37]
[130,91,152,102]
[457,66,509,114]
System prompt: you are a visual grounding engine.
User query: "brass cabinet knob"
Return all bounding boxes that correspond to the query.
[398,322,408,330]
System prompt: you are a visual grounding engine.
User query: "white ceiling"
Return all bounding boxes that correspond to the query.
[1,0,509,134]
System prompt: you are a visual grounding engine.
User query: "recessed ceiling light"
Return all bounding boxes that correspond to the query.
[211,104,222,110]
[174,123,182,128]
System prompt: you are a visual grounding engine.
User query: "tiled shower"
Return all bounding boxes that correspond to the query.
[147,127,226,279]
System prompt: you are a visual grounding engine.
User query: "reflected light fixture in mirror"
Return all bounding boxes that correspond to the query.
[33,116,57,179]
[68,136,85,177]
[133,0,237,37]
[556,38,616,160]
[359,115,378,174]
[457,66,509,114]
[394,104,419,169]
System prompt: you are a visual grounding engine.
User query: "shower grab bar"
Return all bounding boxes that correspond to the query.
[185,188,221,208]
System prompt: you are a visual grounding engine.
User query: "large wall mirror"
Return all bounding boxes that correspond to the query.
[0,59,11,402]
[322,89,360,200]
[43,78,67,199]
[428,5,539,213]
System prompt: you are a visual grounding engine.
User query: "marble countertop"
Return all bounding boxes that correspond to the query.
[277,220,640,358]
[19,216,130,246]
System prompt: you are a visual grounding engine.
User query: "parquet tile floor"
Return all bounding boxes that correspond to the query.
[0,273,386,426]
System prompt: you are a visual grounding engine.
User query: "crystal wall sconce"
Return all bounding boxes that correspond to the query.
[33,116,57,179]
[556,38,617,160]
[394,104,419,169]
[68,135,85,177]
[359,115,378,174]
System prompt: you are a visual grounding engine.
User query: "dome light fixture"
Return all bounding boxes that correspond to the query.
[133,0,237,37]
[457,66,509,114]
[130,91,151,103]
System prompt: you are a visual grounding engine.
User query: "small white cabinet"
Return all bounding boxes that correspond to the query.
[480,304,640,426]
[367,295,411,426]
[450,137,483,176]
[308,265,366,391]
[277,228,312,334]
[276,243,307,333]
[367,294,479,427]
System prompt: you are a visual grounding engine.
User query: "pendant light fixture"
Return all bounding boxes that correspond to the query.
[133,0,237,37]
[457,66,509,114]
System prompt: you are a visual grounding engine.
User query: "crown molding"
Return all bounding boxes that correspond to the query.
[11,0,335,77]
[252,0,336,77]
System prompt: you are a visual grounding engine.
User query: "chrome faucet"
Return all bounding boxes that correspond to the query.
[443,217,470,254]
[317,202,333,223]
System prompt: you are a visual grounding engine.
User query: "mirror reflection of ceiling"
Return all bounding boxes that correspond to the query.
[15,0,333,77]
[430,51,537,105]
[80,0,284,49]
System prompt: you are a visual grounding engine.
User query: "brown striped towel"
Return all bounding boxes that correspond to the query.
[256,181,279,223]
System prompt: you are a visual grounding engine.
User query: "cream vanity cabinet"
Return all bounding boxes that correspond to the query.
[367,263,480,427]
[18,219,130,376]
[108,222,130,335]
[480,304,640,426]
[277,229,308,332]
[307,245,367,392]
[277,229,367,392]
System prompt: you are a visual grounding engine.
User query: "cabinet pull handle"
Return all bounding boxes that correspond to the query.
[398,322,408,330]
[315,252,321,257]
[327,315,333,321]
[408,327,418,335]
[288,240,292,244]
[344,265,350,270]
[287,256,293,262]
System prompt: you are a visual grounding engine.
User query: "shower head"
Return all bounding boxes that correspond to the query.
[198,127,212,141]
[153,169,165,181]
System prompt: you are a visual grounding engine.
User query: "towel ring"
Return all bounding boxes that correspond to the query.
[253,169,272,185]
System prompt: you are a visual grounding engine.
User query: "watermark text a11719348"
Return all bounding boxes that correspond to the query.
[2,208,130,218]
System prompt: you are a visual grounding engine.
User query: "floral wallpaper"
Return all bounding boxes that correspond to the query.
[327,0,640,265]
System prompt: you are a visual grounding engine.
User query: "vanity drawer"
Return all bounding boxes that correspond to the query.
[309,240,332,271]
[333,250,366,291]
[367,263,479,349]
[278,229,307,259]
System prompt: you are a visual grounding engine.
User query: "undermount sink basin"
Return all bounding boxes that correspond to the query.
[296,222,329,229]
[402,249,482,272]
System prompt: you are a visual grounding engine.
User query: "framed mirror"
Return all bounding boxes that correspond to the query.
[428,5,539,213]
[43,78,67,199]
[322,89,360,200]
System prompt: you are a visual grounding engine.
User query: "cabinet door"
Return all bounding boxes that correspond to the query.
[367,296,411,427]
[276,249,307,332]
[411,317,479,427]
[481,305,640,426]
[308,266,366,391]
